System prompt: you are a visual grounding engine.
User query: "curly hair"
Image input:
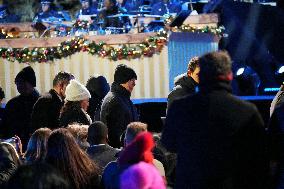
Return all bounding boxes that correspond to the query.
[53,71,74,87]
[187,57,200,73]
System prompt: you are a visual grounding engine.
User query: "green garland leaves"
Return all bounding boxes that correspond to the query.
[0,30,168,63]
[0,25,225,63]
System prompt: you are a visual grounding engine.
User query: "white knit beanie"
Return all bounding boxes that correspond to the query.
[65,79,91,101]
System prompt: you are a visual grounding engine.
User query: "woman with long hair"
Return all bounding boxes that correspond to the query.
[24,127,51,163]
[45,128,101,189]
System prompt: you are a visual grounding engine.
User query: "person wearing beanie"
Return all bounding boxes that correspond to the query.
[31,72,74,132]
[120,162,166,189]
[1,66,40,149]
[59,80,92,127]
[100,64,139,148]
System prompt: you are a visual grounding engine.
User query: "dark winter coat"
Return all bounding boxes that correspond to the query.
[88,95,103,122]
[0,143,17,186]
[59,108,92,127]
[268,103,284,188]
[100,83,138,148]
[1,90,40,147]
[0,107,4,135]
[162,81,268,189]
[167,73,198,109]
[87,144,119,172]
[31,89,64,131]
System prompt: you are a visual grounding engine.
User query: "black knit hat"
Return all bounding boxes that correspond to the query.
[114,64,137,84]
[15,66,36,87]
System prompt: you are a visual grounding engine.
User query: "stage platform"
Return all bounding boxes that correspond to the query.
[134,95,274,132]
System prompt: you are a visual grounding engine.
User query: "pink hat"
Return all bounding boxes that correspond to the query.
[120,162,166,189]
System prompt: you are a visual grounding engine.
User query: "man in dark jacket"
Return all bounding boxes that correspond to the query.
[1,66,40,149]
[31,72,74,131]
[87,121,119,172]
[100,64,139,148]
[167,56,199,109]
[162,51,268,189]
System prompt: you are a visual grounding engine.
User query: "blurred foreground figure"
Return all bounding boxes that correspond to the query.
[162,51,268,189]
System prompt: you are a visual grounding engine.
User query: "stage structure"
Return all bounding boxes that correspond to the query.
[0,14,220,101]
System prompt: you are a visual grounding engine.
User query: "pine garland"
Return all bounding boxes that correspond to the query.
[0,30,168,63]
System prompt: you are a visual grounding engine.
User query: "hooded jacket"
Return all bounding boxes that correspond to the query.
[167,73,198,109]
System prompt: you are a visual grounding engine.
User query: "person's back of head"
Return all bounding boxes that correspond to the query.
[120,162,166,189]
[66,124,89,150]
[125,122,148,146]
[119,132,154,165]
[25,128,51,163]
[46,128,99,189]
[5,162,70,189]
[52,71,74,98]
[199,50,232,90]
[14,66,36,95]
[86,75,110,98]
[53,71,74,88]
[87,121,108,145]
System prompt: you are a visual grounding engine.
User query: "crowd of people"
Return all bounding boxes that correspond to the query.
[1,50,284,188]
[0,0,183,28]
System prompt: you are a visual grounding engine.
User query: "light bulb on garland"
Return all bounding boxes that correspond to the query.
[1,32,168,63]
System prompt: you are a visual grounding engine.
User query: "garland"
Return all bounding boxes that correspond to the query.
[72,20,91,30]
[164,15,225,37]
[0,30,168,63]
[0,17,225,63]
[172,25,225,36]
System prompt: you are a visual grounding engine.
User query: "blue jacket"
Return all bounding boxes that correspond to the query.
[33,10,65,22]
